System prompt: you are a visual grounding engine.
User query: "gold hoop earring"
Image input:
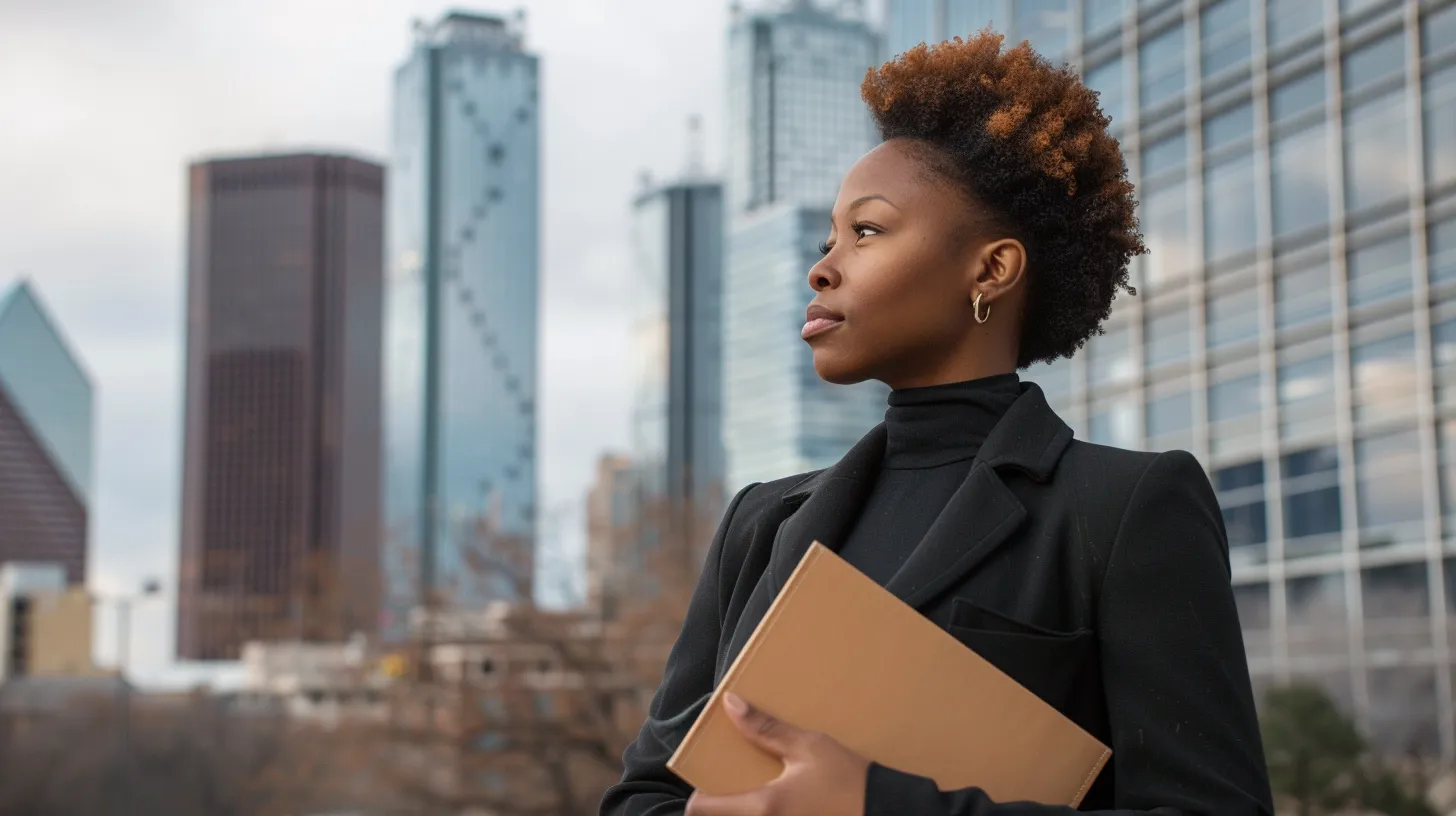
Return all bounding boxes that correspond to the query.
[973,291,991,324]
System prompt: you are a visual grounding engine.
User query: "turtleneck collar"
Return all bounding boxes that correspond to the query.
[883,373,1022,470]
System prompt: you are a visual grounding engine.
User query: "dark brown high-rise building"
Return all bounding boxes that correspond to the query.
[176,153,384,660]
[0,280,93,586]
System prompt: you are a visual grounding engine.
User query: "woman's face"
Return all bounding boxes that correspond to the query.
[802,139,1027,389]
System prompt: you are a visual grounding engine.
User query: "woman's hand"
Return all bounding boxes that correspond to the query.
[684,692,869,816]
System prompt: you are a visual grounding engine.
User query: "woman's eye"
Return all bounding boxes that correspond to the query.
[855,225,880,239]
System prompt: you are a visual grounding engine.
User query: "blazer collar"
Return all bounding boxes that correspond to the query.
[780,381,1070,506]
[771,382,1073,609]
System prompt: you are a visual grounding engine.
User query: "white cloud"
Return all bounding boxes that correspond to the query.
[0,0,729,682]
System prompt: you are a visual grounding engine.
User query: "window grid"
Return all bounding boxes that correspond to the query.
[1036,0,1456,756]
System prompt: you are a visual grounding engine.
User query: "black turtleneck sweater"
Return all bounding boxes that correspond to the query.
[836,374,1023,588]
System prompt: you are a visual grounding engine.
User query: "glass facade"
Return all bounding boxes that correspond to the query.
[724,205,887,489]
[1000,0,1456,760]
[0,282,92,501]
[630,181,727,559]
[884,0,1076,59]
[727,6,880,214]
[0,281,92,586]
[725,5,888,491]
[383,13,540,634]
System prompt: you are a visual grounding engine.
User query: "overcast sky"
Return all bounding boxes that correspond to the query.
[0,0,737,686]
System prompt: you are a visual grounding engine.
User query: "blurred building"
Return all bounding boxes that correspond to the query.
[176,153,385,660]
[585,453,642,619]
[383,10,541,637]
[724,1,889,490]
[629,175,727,572]
[238,634,386,727]
[0,563,97,682]
[0,280,92,585]
[882,0,1456,760]
[883,0,1075,59]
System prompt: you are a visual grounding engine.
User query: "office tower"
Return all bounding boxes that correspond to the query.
[585,453,641,619]
[630,177,727,565]
[724,1,888,490]
[383,11,540,635]
[0,281,92,585]
[903,0,1456,760]
[884,0,1074,59]
[176,153,384,660]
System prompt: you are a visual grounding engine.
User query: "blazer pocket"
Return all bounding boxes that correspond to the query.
[946,598,1094,712]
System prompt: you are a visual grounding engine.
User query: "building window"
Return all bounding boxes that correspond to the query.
[1146,389,1193,438]
[1283,446,1343,555]
[1207,283,1261,349]
[1205,154,1258,261]
[1201,0,1252,80]
[1351,330,1417,424]
[1140,24,1187,110]
[1027,356,1073,398]
[1088,323,1136,385]
[1342,30,1406,95]
[1090,394,1139,449]
[1203,100,1254,152]
[1286,571,1349,657]
[1424,3,1456,60]
[1275,257,1334,329]
[1216,459,1268,567]
[1234,582,1273,660]
[1347,231,1413,309]
[1083,0,1126,38]
[1367,664,1440,758]
[1278,353,1335,406]
[1271,71,1326,122]
[1426,63,1456,189]
[1355,428,1426,549]
[1438,421,1456,526]
[1146,300,1192,367]
[1431,217,1456,286]
[1345,92,1412,213]
[1278,348,1337,441]
[1143,180,1195,284]
[1271,122,1331,241]
[1084,57,1125,126]
[1361,562,1432,652]
[1267,0,1324,51]
[1209,371,1261,422]
[1141,131,1188,178]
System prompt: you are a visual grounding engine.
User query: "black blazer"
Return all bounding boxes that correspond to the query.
[601,384,1274,815]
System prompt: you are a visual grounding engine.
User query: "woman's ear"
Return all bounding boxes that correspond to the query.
[971,238,1028,305]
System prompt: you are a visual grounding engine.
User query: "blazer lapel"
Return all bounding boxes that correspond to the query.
[883,462,1025,610]
[883,383,1075,612]
[769,424,886,592]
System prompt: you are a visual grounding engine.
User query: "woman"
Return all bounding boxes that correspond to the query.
[602,32,1274,816]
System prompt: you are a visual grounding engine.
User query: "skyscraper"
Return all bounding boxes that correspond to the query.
[383,11,540,634]
[630,177,727,560]
[884,0,1074,60]
[176,153,384,661]
[0,280,92,585]
[888,0,1456,759]
[724,1,888,490]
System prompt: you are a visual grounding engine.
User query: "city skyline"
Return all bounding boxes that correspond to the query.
[0,0,733,685]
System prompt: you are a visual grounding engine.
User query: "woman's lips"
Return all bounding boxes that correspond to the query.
[801,316,843,339]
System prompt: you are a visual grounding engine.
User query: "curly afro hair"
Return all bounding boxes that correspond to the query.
[861,30,1145,368]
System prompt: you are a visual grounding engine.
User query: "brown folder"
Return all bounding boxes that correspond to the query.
[667,541,1110,805]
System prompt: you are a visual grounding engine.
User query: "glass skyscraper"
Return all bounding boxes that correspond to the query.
[724,2,889,490]
[630,180,727,557]
[383,11,540,634]
[0,280,91,586]
[885,0,1076,59]
[888,0,1456,760]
